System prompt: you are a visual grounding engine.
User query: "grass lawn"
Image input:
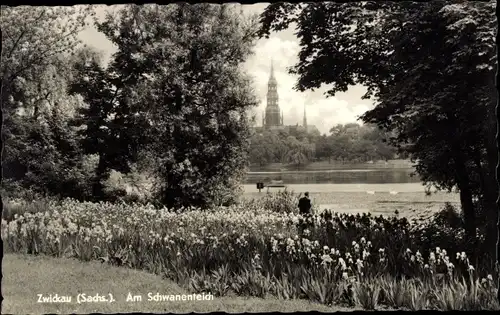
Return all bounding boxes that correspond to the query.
[2,254,357,314]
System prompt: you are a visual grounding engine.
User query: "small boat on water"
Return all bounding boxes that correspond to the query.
[270,179,284,184]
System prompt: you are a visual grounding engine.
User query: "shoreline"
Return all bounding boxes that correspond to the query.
[249,159,416,172]
[247,168,413,174]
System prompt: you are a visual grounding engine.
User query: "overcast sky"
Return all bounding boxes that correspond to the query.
[78,4,373,135]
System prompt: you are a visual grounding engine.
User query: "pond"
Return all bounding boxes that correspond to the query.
[244,169,419,185]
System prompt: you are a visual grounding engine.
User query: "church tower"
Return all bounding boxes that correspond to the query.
[264,60,282,129]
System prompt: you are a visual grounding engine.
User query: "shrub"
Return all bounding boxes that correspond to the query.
[252,189,300,213]
[102,167,155,204]
[433,202,462,229]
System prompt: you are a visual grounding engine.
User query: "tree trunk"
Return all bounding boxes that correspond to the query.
[92,155,107,201]
[490,91,500,305]
[472,149,488,213]
[480,171,498,259]
[479,94,499,271]
[453,151,477,266]
[483,171,499,250]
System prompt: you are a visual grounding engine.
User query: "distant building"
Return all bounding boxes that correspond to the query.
[263,60,283,129]
[254,61,319,135]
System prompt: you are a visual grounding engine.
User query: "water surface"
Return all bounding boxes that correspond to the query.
[245,169,419,185]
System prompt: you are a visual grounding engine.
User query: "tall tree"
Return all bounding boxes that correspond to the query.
[315,134,334,163]
[68,43,152,200]
[249,133,274,166]
[94,4,259,208]
[1,6,93,195]
[284,136,313,169]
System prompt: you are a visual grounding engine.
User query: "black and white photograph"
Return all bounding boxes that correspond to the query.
[1,1,499,313]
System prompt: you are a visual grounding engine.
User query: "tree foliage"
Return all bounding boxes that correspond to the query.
[87,4,260,208]
[1,6,93,116]
[249,123,396,166]
[1,6,94,198]
[3,5,260,208]
[68,49,151,200]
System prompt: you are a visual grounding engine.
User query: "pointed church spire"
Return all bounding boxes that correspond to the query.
[270,59,275,79]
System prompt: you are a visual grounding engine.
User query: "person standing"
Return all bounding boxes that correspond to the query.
[298,192,313,235]
[298,192,312,215]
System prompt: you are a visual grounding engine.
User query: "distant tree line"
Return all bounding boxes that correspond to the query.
[249,123,400,167]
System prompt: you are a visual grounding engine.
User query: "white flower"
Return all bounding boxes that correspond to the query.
[468,265,475,271]
[342,272,349,280]
[338,258,347,270]
[321,254,333,264]
[354,243,360,252]
[487,274,493,281]
[356,259,364,268]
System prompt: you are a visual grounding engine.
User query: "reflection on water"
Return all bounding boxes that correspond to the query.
[245,169,419,184]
